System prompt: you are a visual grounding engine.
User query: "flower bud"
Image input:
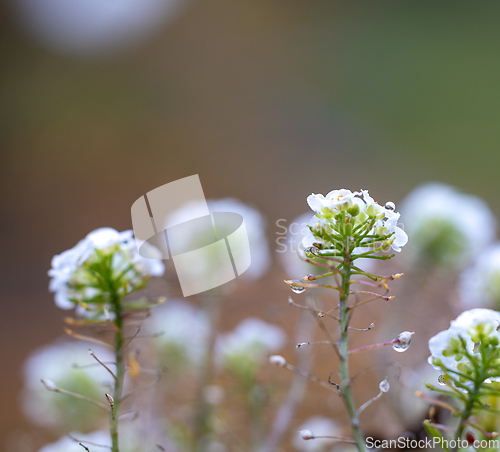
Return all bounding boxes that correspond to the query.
[347,203,359,217]
[269,355,286,367]
[105,393,114,406]
[299,429,314,440]
[41,379,57,391]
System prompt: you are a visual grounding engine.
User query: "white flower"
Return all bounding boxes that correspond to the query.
[389,363,442,428]
[292,416,341,452]
[208,199,270,280]
[14,0,184,57]
[37,427,161,452]
[38,431,110,452]
[459,244,500,309]
[166,198,270,284]
[147,300,209,370]
[400,183,496,268]
[428,309,500,376]
[22,339,114,430]
[303,189,407,253]
[451,308,500,331]
[216,318,286,369]
[307,189,357,215]
[428,328,468,372]
[280,212,375,277]
[48,227,164,310]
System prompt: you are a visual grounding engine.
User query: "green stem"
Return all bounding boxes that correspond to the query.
[110,292,124,452]
[338,249,366,452]
[452,357,488,451]
[452,388,477,451]
[193,295,222,452]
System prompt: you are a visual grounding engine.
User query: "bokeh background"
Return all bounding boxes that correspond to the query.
[2,0,500,448]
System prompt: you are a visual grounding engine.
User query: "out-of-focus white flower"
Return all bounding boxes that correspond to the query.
[459,243,500,310]
[48,227,164,310]
[292,416,341,452]
[37,427,161,452]
[38,431,110,452]
[208,199,270,280]
[12,0,185,57]
[428,309,500,378]
[304,189,407,254]
[147,300,209,371]
[22,340,114,431]
[389,363,442,428]
[400,183,496,269]
[215,318,286,378]
[166,198,270,285]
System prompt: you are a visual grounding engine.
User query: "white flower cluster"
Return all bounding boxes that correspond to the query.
[428,309,500,381]
[22,340,114,430]
[37,431,110,452]
[400,183,495,268]
[459,243,500,310]
[166,198,271,284]
[304,189,408,253]
[148,300,210,371]
[49,227,164,310]
[36,426,162,452]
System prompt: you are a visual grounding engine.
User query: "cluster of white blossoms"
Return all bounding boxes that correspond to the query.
[459,243,500,310]
[22,340,114,431]
[36,426,162,452]
[215,317,286,380]
[167,198,271,284]
[428,309,500,385]
[48,227,164,311]
[303,189,408,255]
[400,183,496,269]
[37,431,110,452]
[147,300,210,372]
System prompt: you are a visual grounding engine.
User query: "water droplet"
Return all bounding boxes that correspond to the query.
[385,201,396,211]
[392,331,414,353]
[305,246,319,257]
[392,342,409,353]
[379,378,390,393]
[290,284,306,294]
[438,374,446,386]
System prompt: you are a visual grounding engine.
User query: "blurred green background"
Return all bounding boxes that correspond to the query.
[2,0,500,446]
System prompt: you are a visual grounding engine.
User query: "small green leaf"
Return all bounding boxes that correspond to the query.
[423,421,449,451]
